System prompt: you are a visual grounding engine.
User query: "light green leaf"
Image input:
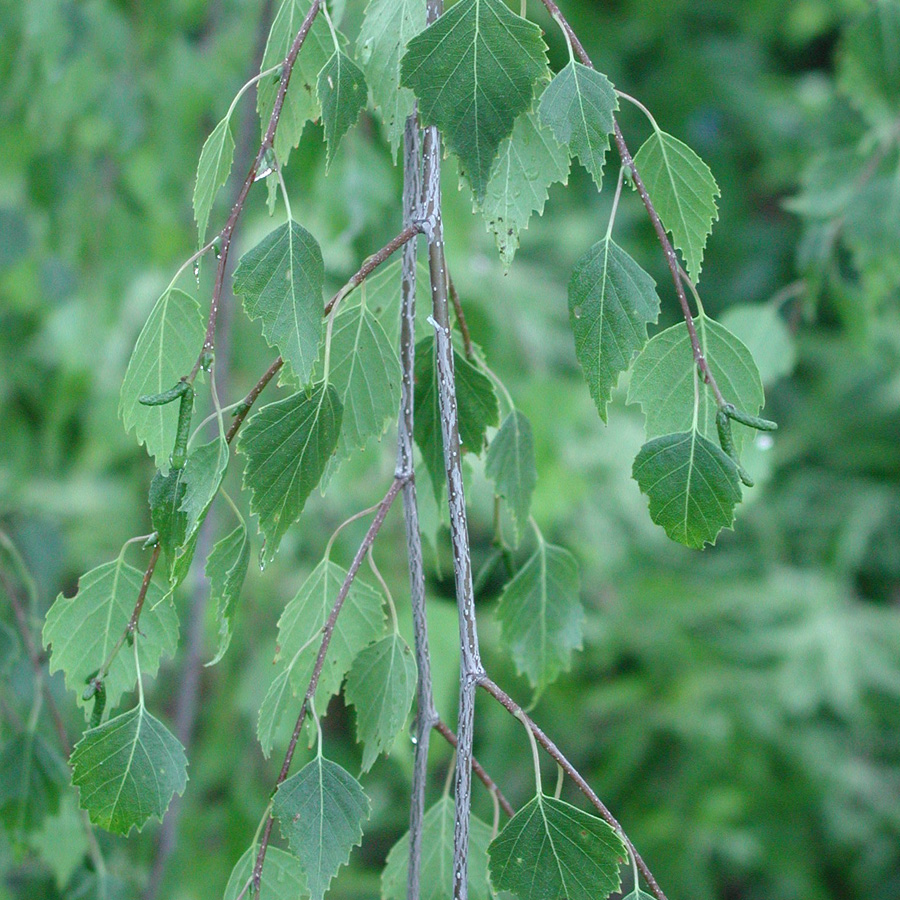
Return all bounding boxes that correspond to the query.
[400,0,548,201]
[632,130,719,283]
[257,559,385,757]
[345,633,417,772]
[224,846,307,900]
[0,731,68,835]
[273,755,370,900]
[70,705,188,836]
[413,338,499,502]
[496,538,582,690]
[359,256,433,348]
[233,220,325,385]
[720,304,795,386]
[622,891,656,900]
[538,61,617,191]
[43,559,179,718]
[257,0,333,167]
[179,436,229,543]
[627,314,765,454]
[568,237,661,422]
[149,468,188,583]
[239,382,342,565]
[632,430,743,549]
[381,796,494,900]
[485,410,537,545]
[488,794,626,900]
[205,523,251,667]
[357,0,426,157]
[481,104,570,270]
[120,289,204,472]
[193,115,235,245]
[318,51,368,168]
[27,795,89,889]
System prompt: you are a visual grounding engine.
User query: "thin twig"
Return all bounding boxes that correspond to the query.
[225,357,284,443]
[447,274,474,360]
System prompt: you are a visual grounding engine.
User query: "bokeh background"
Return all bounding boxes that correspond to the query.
[2,0,900,898]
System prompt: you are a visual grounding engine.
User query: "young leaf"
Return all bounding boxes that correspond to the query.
[481,105,570,271]
[488,794,626,900]
[193,115,235,245]
[233,220,325,385]
[257,559,385,757]
[205,523,251,667]
[485,410,537,545]
[357,0,426,158]
[149,469,188,583]
[496,538,583,691]
[257,0,333,167]
[381,796,494,900]
[0,731,68,834]
[538,61,618,191]
[632,430,743,549]
[568,237,661,421]
[224,846,307,900]
[400,0,548,201]
[413,338,499,502]
[627,315,765,454]
[239,383,342,565]
[43,559,179,718]
[345,633,417,772]
[272,755,370,900]
[632,131,719,283]
[318,51,368,168]
[70,705,188,836]
[179,436,229,545]
[120,289,204,472]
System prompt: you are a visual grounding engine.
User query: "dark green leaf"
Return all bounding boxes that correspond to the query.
[318,51,368,168]
[224,846,307,900]
[0,732,68,835]
[149,469,188,583]
[193,115,234,245]
[485,410,537,545]
[179,436,229,543]
[205,523,251,666]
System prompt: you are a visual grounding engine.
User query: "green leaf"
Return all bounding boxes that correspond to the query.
[179,436,229,543]
[193,115,235,245]
[324,294,401,479]
[239,382,342,565]
[149,469,188,583]
[273,755,370,900]
[345,633,417,772]
[485,410,537,545]
[568,237,661,422]
[488,794,626,900]
[43,559,179,718]
[538,61,617,191]
[318,51,368,168]
[627,314,765,454]
[120,289,204,472]
[481,104,570,271]
[257,559,385,757]
[233,220,325,385]
[622,891,656,900]
[357,0,426,157]
[224,846,307,900]
[632,130,719,283]
[381,796,494,900]
[413,338,499,502]
[70,705,188,836]
[632,430,743,549]
[257,0,333,167]
[0,731,68,835]
[496,538,582,690]
[400,0,548,201]
[27,795,89,889]
[205,523,251,666]
[720,304,795,386]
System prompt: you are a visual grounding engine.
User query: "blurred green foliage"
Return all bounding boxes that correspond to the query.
[1,1,899,899]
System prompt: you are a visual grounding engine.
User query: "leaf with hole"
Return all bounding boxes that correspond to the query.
[239,382,342,565]
[496,538,582,690]
[205,522,251,667]
[233,220,325,385]
[345,633,417,772]
[400,0,548,201]
[318,51,368,168]
[70,705,188,836]
[538,61,617,191]
[120,289,204,472]
[632,130,719,283]
[632,430,742,549]
[273,755,370,900]
[485,410,537,545]
[488,793,626,900]
[193,115,234,246]
[43,559,179,718]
